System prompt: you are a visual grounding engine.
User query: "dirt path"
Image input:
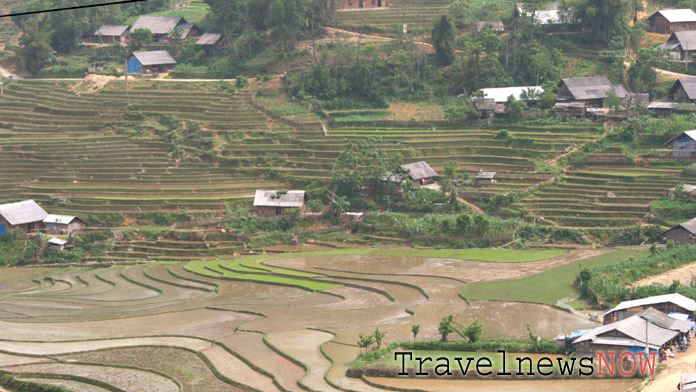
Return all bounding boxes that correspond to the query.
[642,344,696,392]
[325,27,438,54]
[0,65,20,80]
[631,261,696,288]
[655,67,692,80]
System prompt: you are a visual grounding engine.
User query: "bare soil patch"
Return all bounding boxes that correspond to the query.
[367,377,641,392]
[631,261,696,288]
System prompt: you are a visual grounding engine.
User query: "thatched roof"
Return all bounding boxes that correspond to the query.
[253,190,305,208]
[559,77,628,101]
[0,200,48,226]
[131,16,185,35]
[94,25,129,37]
[132,50,177,66]
[400,161,438,180]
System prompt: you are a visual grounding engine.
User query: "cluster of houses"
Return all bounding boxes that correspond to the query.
[92,15,223,74]
[566,294,696,364]
[0,200,85,251]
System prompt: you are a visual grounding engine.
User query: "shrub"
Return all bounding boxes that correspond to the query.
[306,199,324,213]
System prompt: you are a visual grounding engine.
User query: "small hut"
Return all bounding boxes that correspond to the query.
[253,190,306,217]
[128,50,177,74]
[475,170,497,185]
[0,200,48,233]
[47,238,68,251]
[43,215,86,235]
[670,78,696,103]
[400,161,438,185]
[664,130,696,158]
[660,217,696,244]
[93,25,129,44]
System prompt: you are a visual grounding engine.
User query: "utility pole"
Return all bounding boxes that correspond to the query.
[125,59,129,105]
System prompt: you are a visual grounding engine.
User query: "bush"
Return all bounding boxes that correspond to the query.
[306,199,324,213]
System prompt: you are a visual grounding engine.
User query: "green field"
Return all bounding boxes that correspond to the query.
[461,249,647,305]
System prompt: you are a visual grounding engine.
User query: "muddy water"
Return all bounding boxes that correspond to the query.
[454,301,600,340]
[368,377,641,392]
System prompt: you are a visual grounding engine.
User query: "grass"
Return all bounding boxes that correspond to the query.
[461,249,647,305]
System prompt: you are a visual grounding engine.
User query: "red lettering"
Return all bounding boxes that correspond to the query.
[637,352,657,376]
[596,352,615,376]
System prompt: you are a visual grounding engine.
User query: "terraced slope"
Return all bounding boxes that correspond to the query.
[335,0,451,35]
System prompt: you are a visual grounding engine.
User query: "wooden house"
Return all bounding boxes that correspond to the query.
[647,9,696,34]
[130,16,199,42]
[661,31,696,61]
[475,170,497,185]
[253,190,306,217]
[602,294,696,324]
[128,51,177,74]
[665,130,696,158]
[670,78,696,102]
[43,215,85,235]
[0,200,48,233]
[557,77,628,107]
[661,216,696,244]
[196,33,223,54]
[400,161,438,185]
[93,25,129,44]
[473,98,496,117]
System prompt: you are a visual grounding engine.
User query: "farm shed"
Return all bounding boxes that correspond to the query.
[0,200,48,233]
[603,293,696,324]
[573,313,681,359]
[473,98,496,116]
[475,21,505,33]
[196,33,222,47]
[661,217,696,244]
[624,93,650,108]
[43,215,85,235]
[557,77,628,107]
[130,16,197,42]
[670,78,696,102]
[661,31,696,60]
[93,25,129,44]
[475,170,497,185]
[253,190,306,217]
[665,130,696,158]
[648,9,696,34]
[667,184,696,199]
[47,238,68,251]
[480,86,543,103]
[128,51,177,74]
[400,161,438,185]
[553,101,585,117]
[513,2,580,28]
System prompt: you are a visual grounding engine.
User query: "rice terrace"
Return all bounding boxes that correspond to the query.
[4,0,696,391]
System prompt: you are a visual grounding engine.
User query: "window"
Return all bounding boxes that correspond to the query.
[683,24,687,31]
[276,207,282,215]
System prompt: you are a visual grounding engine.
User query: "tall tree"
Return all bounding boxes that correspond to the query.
[575,0,630,44]
[432,14,455,66]
[270,0,307,51]
[18,20,54,77]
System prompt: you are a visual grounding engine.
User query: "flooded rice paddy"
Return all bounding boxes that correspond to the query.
[0,251,633,391]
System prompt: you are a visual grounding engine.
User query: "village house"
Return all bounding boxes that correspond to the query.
[47,238,68,252]
[475,21,505,33]
[603,293,696,324]
[553,101,586,117]
[670,78,696,103]
[648,9,696,34]
[93,25,129,44]
[661,217,696,244]
[665,130,696,158]
[667,184,696,199]
[475,170,497,185]
[513,2,580,29]
[573,308,693,359]
[339,0,391,9]
[196,33,223,54]
[480,86,543,104]
[130,16,199,42]
[473,98,496,117]
[128,50,177,74]
[0,200,48,234]
[253,190,306,217]
[43,215,86,235]
[400,161,438,185]
[662,31,696,61]
[557,76,628,107]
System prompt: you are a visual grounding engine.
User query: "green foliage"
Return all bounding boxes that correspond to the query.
[18,21,54,76]
[604,89,622,112]
[236,75,249,89]
[446,0,470,29]
[364,211,519,238]
[306,199,324,213]
[628,48,662,94]
[83,213,125,227]
[432,14,456,66]
[135,212,194,226]
[411,324,420,341]
[0,229,35,266]
[438,314,456,342]
[652,198,696,223]
[278,208,302,231]
[374,328,387,349]
[398,339,563,354]
[575,0,630,44]
[130,28,154,48]
[505,95,525,120]
[464,320,482,343]
[445,100,480,121]
[358,333,375,352]
[0,372,70,392]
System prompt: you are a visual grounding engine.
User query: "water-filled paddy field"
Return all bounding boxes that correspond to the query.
[0,249,636,391]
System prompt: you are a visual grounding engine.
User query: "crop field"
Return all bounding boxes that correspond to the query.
[0,249,605,391]
[335,0,451,36]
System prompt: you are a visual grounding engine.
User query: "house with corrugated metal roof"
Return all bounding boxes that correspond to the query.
[196,33,223,55]
[670,78,696,103]
[557,76,628,107]
[648,9,696,34]
[481,86,543,103]
[93,25,129,44]
[603,294,696,324]
[128,50,177,73]
[130,16,199,42]
[43,215,85,235]
[662,31,696,61]
[475,170,497,185]
[0,200,48,233]
[574,308,690,358]
[513,2,580,28]
[400,161,438,185]
[253,190,306,217]
[665,130,696,158]
[661,217,696,244]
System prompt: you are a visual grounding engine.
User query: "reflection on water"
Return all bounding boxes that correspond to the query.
[454,301,600,340]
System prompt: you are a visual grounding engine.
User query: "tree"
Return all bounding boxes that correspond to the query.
[605,89,622,112]
[438,314,456,342]
[446,0,470,29]
[432,14,455,66]
[539,80,558,109]
[373,328,386,349]
[628,48,660,94]
[575,0,630,44]
[131,28,154,48]
[358,333,374,354]
[306,199,324,213]
[278,208,301,231]
[464,320,482,343]
[505,95,525,119]
[270,0,306,51]
[411,324,420,341]
[18,20,54,77]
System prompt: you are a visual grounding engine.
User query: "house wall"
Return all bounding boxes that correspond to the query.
[0,218,44,233]
[672,84,694,102]
[650,14,696,34]
[45,221,85,235]
[604,303,694,324]
[672,138,696,158]
[141,64,175,73]
[340,0,390,9]
[255,206,305,217]
[663,227,696,244]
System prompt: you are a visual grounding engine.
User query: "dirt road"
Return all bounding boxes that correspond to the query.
[0,65,20,80]
[642,344,696,392]
[655,67,692,80]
